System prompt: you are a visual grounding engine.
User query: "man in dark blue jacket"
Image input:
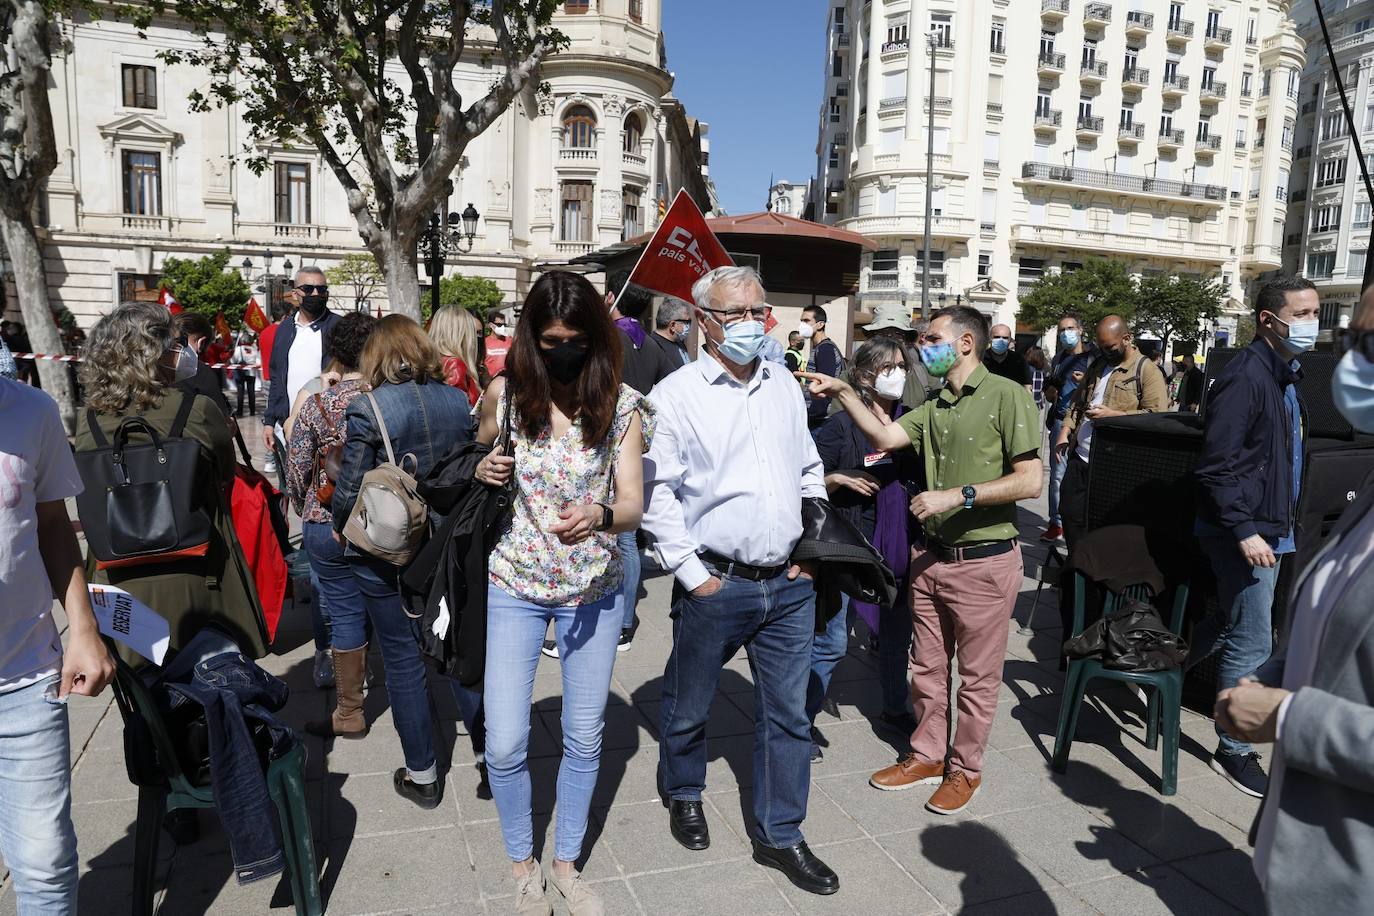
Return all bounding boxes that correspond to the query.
[1190,275,1319,798]
[261,266,341,454]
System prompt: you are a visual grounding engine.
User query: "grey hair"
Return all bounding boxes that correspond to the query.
[655,296,693,329]
[80,301,174,414]
[295,264,327,282]
[691,265,765,311]
[851,336,906,407]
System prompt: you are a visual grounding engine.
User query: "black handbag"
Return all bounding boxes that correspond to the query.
[75,391,214,569]
[1064,597,1189,673]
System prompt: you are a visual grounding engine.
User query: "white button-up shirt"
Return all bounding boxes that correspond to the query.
[643,352,826,591]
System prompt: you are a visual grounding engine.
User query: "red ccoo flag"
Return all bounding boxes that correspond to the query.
[626,190,733,303]
[158,286,182,315]
[214,310,232,346]
[244,297,269,334]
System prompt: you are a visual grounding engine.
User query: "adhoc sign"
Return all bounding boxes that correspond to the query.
[626,190,733,302]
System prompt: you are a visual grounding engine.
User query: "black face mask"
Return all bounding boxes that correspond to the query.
[542,341,589,385]
[1104,345,1127,366]
[300,295,328,318]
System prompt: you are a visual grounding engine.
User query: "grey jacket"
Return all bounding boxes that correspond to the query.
[1254,479,1374,915]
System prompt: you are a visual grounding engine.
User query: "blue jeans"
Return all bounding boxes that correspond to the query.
[0,675,78,914]
[807,594,913,728]
[806,595,857,724]
[618,530,641,631]
[661,572,815,848]
[308,565,331,652]
[303,521,366,651]
[451,682,485,757]
[483,584,620,863]
[1047,419,1067,526]
[1190,535,1281,756]
[349,555,437,781]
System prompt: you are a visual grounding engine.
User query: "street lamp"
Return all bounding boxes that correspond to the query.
[418,204,480,317]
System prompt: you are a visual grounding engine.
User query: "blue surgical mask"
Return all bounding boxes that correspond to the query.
[1273,314,1319,355]
[1060,329,1080,348]
[710,316,767,365]
[990,338,1010,356]
[1333,350,1374,433]
[675,322,691,343]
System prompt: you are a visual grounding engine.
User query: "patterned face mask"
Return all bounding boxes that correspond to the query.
[919,341,958,377]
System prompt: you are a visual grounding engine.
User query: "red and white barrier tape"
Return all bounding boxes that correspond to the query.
[11,352,262,370]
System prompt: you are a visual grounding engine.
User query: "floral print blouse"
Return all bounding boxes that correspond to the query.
[286,378,365,525]
[489,384,654,607]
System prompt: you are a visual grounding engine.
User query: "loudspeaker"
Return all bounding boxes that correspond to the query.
[1084,412,1205,533]
[1199,347,1353,440]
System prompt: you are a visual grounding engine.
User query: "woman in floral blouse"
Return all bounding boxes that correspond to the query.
[285,312,376,738]
[472,270,651,916]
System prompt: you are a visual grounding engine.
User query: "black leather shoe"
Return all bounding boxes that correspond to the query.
[752,840,839,895]
[393,768,443,810]
[669,800,710,850]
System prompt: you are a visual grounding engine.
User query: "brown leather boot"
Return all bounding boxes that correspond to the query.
[306,645,368,739]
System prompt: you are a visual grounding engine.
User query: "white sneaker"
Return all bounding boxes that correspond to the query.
[541,638,559,659]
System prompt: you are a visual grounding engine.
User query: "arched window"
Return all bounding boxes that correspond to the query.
[623,112,643,153]
[562,105,597,148]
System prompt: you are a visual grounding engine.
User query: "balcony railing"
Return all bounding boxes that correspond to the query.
[924,96,953,113]
[1167,18,1194,39]
[1081,60,1108,79]
[836,31,851,47]
[1077,115,1104,134]
[1084,3,1112,25]
[881,38,909,55]
[1235,136,1248,149]
[272,222,321,239]
[1042,0,1069,15]
[1196,135,1222,151]
[879,97,906,111]
[1201,80,1227,100]
[1162,74,1190,94]
[1038,51,1066,72]
[1301,100,1318,115]
[1034,110,1063,129]
[1205,26,1232,47]
[1276,187,1289,202]
[1295,146,1312,160]
[1122,66,1150,86]
[1125,10,1153,31]
[122,214,170,231]
[559,147,598,162]
[867,273,900,290]
[623,151,647,169]
[1019,161,1226,201]
[834,132,848,146]
[1119,123,1145,141]
[1159,127,1186,146]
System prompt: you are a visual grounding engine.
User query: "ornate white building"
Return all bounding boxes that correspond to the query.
[1286,0,1374,333]
[25,0,713,327]
[769,179,811,218]
[812,0,1306,343]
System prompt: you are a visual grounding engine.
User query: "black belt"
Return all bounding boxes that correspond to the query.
[925,539,1015,564]
[699,549,788,582]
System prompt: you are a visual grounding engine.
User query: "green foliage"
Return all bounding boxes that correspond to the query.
[160,248,251,326]
[1016,258,1138,335]
[1134,275,1227,351]
[1234,313,1257,348]
[326,253,384,311]
[433,274,503,323]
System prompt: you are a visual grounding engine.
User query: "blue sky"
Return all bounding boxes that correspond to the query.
[662,0,828,214]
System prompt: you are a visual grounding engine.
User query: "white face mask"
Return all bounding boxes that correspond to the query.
[874,367,907,400]
[170,343,198,383]
[798,322,817,340]
[493,325,511,338]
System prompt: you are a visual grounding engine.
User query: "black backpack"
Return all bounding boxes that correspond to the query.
[75,391,215,570]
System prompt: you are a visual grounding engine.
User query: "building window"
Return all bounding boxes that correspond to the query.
[560,181,592,241]
[872,248,899,273]
[977,252,991,279]
[1035,91,1053,118]
[1355,17,1373,34]
[1124,45,1139,72]
[990,20,1005,54]
[828,144,840,168]
[1202,67,1216,90]
[1040,30,1055,58]
[1351,250,1368,279]
[1167,3,1184,29]
[1317,159,1347,187]
[562,105,597,148]
[915,249,945,278]
[1163,58,1179,82]
[623,113,643,153]
[116,272,163,303]
[1312,205,1342,233]
[1078,96,1094,123]
[121,150,161,215]
[886,16,909,46]
[121,64,157,109]
[1323,112,1347,141]
[1288,69,1299,98]
[931,13,952,47]
[562,0,589,13]
[273,162,310,224]
[1120,102,1135,128]
[1082,40,1097,67]
[1262,69,1272,97]
[834,6,844,29]
[1354,201,1372,230]
[1197,116,1211,141]
[622,186,643,240]
[1307,252,1336,278]
[833,52,843,77]
[628,0,642,22]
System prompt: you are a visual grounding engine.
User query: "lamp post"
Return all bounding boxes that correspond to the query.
[921,30,938,319]
[240,248,280,314]
[418,203,480,317]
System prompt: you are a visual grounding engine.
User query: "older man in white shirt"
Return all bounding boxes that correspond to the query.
[643,266,838,896]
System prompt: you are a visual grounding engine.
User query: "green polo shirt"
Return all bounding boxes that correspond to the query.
[896,363,1041,546]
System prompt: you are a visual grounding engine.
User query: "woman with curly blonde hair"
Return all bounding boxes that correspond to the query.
[74,301,269,666]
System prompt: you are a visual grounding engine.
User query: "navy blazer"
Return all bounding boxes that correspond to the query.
[1194,340,1303,541]
[262,309,341,427]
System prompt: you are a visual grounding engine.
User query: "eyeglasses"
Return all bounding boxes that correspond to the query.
[295,284,328,295]
[1336,327,1374,362]
[702,305,770,325]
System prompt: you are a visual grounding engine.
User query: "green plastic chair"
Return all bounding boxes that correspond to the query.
[1050,573,1191,796]
[105,645,323,915]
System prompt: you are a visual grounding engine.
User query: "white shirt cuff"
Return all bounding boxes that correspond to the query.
[674,554,712,593]
[1275,693,1295,742]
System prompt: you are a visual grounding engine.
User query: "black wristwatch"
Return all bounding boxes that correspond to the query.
[961,485,977,510]
[596,503,614,532]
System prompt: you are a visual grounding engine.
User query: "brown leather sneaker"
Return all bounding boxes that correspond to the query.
[869,753,945,791]
[925,770,981,815]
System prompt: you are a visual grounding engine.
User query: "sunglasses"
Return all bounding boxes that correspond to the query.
[295,284,328,295]
[1336,328,1374,362]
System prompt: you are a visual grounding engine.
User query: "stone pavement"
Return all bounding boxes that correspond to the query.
[0,475,1267,916]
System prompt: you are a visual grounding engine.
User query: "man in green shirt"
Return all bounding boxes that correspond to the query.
[800,306,1041,815]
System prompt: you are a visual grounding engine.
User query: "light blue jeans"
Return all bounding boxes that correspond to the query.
[484,584,620,863]
[0,675,78,914]
[1190,535,1282,757]
[1047,419,1068,526]
[618,530,640,631]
